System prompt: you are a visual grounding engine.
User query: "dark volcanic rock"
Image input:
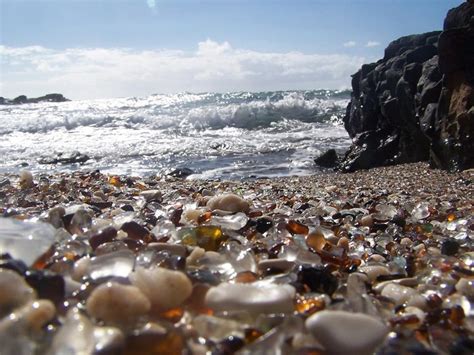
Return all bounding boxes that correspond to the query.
[0,93,69,105]
[38,151,90,165]
[314,149,339,168]
[429,1,474,171]
[340,32,441,172]
[168,167,194,178]
[340,1,474,172]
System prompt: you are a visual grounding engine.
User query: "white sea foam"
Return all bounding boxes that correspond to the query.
[0,90,351,178]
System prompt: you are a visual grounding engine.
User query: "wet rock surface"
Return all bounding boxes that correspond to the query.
[38,151,90,165]
[0,162,472,353]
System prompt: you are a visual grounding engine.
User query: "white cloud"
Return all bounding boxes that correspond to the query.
[366,41,380,47]
[0,40,365,99]
[343,41,357,48]
[146,0,156,9]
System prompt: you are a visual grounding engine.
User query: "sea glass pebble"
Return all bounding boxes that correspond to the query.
[0,217,57,266]
[130,267,193,313]
[305,310,388,355]
[205,282,295,314]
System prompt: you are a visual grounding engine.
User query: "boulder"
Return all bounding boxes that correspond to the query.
[340,31,441,172]
[314,149,338,168]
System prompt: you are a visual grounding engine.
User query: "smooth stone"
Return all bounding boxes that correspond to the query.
[19,170,34,189]
[258,258,295,273]
[186,246,206,266]
[305,310,388,355]
[181,208,205,224]
[381,283,418,306]
[192,315,246,342]
[0,300,55,355]
[373,277,419,293]
[403,306,426,323]
[93,326,125,354]
[0,217,57,266]
[359,265,390,282]
[72,256,91,281]
[87,249,135,281]
[406,294,428,310]
[360,214,374,227]
[130,267,193,313]
[205,282,295,314]
[0,269,37,317]
[455,278,474,297]
[51,308,125,354]
[46,206,66,229]
[86,282,150,326]
[211,212,249,230]
[0,300,55,334]
[207,194,250,214]
[147,242,187,257]
[50,309,95,353]
[139,190,162,202]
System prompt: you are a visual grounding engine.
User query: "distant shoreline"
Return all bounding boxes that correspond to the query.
[0,93,69,105]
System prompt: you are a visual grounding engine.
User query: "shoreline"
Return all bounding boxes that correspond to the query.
[0,162,473,353]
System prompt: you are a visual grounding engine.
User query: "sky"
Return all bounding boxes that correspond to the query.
[0,0,462,99]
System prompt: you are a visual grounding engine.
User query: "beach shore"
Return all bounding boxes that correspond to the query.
[0,162,473,354]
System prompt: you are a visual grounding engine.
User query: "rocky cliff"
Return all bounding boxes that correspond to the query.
[340,0,474,172]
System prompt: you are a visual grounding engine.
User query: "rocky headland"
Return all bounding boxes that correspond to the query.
[339,0,474,172]
[0,93,69,105]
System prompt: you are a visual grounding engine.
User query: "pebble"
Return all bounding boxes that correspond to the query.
[87,249,135,280]
[403,306,426,323]
[0,300,56,333]
[359,265,390,282]
[360,214,374,227]
[186,246,206,266]
[258,258,295,273]
[381,283,418,306]
[205,282,295,314]
[441,239,460,256]
[455,278,474,297]
[305,310,388,355]
[207,193,250,214]
[130,267,193,313]
[0,162,473,353]
[19,170,34,189]
[51,308,124,354]
[86,282,151,326]
[139,189,162,202]
[0,217,57,266]
[147,242,187,257]
[0,269,36,317]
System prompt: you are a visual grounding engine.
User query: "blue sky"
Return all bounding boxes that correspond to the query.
[0,0,462,99]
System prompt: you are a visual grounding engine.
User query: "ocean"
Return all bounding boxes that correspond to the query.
[0,90,351,179]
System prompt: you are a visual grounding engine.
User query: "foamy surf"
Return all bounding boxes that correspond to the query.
[0,90,351,179]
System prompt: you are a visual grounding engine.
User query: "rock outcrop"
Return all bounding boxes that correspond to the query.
[340,31,441,172]
[0,93,69,105]
[430,1,474,171]
[340,0,474,172]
